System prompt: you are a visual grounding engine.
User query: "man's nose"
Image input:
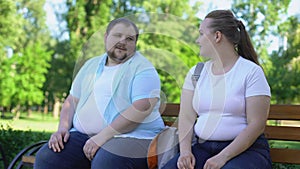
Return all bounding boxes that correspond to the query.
[119,36,127,44]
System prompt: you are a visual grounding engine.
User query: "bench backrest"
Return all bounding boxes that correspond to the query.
[160,103,300,165]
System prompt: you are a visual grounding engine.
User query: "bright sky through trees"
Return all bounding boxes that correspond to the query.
[44,0,300,50]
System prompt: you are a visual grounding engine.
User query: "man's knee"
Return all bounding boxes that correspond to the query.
[34,144,56,168]
[35,143,90,169]
[35,144,51,162]
[92,149,122,168]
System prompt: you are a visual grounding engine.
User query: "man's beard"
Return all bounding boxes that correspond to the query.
[107,50,128,63]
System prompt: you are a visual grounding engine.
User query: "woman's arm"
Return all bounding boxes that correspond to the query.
[204,95,270,169]
[177,89,198,169]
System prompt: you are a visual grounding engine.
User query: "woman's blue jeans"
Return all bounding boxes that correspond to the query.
[162,134,272,169]
[34,131,151,169]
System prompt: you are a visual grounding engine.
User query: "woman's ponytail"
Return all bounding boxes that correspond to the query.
[236,20,260,65]
[205,10,260,65]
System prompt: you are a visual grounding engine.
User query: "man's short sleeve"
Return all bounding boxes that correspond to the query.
[69,71,82,98]
[69,62,89,98]
[131,68,161,102]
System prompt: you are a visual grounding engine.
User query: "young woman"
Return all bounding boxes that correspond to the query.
[162,10,272,169]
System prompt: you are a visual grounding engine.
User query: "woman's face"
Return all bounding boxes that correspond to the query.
[195,18,216,58]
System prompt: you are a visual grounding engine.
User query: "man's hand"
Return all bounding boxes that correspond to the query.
[83,138,100,161]
[48,128,70,152]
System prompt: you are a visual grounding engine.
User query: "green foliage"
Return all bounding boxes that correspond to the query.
[272,163,300,169]
[0,0,25,57]
[267,16,300,103]
[1,0,300,112]
[43,41,75,101]
[0,59,17,107]
[232,0,291,61]
[0,0,24,96]
[41,0,114,107]
[0,42,52,110]
[0,125,51,168]
[66,0,112,61]
[13,43,52,106]
[0,0,54,113]
[232,0,300,104]
[133,12,201,102]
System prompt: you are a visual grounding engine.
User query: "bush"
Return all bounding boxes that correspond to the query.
[0,125,51,168]
[272,163,300,169]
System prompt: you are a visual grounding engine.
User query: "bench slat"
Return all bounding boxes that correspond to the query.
[265,126,300,141]
[22,155,35,164]
[161,104,300,121]
[270,148,300,164]
[269,105,300,120]
[161,103,180,116]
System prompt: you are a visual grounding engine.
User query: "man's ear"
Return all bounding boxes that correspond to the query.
[104,33,108,40]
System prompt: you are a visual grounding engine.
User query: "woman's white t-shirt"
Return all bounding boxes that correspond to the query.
[183,57,271,141]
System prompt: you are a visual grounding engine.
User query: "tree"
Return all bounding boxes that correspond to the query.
[232,0,291,63]
[136,13,201,103]
[0,0,24,113]
[0,58,17,115]
[231,0,298,104]
[12,43,51,116]
[0,0,25,59]
[267,16,300,103]
[66,0,112,73]
[43,41,74,117]
[0,0,53,116]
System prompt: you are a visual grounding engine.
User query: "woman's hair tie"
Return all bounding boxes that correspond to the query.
[237,20,245,31]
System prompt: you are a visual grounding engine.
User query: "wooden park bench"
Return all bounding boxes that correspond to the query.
[161,103,300,165]
[7,140,47,169]
[7,104,300,168]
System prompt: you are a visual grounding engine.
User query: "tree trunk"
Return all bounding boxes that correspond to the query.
[13,104,21,120]
[43,104,48,115]
[27,108,32,117]
[44,91,49,115]
[0,106,4,118]
[53,98,60,119]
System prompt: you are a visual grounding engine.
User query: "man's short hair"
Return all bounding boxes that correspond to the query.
[106,18,139,41]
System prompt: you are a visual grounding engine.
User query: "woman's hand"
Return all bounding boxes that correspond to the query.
[48,128,70,152]
[203,154,227,169]
[177,151,195,169]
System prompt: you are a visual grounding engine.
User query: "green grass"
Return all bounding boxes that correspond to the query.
[0,111,59,132]
[269,140,300,149]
